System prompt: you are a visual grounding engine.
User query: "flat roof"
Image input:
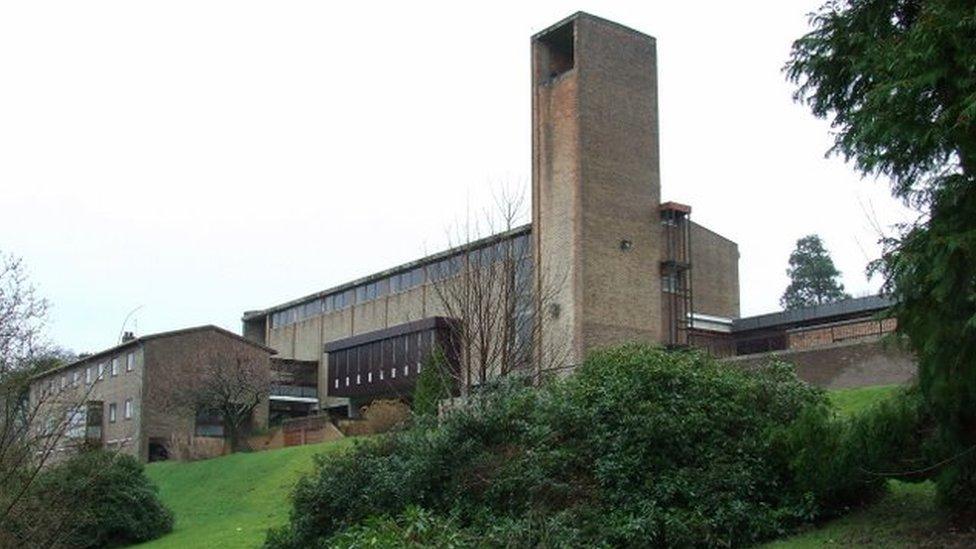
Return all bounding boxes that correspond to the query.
[243,224,531,321]
[732,295,893,333]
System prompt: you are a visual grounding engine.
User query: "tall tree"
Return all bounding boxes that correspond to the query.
[780,234,850,310]
[787,0,976,511]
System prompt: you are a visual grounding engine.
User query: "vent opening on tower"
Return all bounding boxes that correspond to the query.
[537,20,574,81]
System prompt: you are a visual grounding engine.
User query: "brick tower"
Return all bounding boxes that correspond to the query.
[532,12,663,366]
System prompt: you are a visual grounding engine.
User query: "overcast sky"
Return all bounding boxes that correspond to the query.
[0,1,916,354]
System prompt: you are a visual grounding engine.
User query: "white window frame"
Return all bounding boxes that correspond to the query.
[108,403,117,423]
[126,352,134,372]
[111,357,119,377]
[85,367,93,384]
[98,363,106,380]
[124,399,132,420]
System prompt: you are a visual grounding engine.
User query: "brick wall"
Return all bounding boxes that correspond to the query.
[787,317,897,350]
[727,337,915,389]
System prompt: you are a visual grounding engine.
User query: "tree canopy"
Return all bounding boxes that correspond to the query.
[787,0,976,511]
[781,234,850,310]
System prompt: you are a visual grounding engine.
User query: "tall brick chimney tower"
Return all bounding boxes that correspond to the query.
[532,13,663,367]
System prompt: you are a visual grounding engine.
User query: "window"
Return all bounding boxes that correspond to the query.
[111,358,119,376]
[72,371,80,386]
[98,363,105,380]
[368,372,373,383]
[404,365,409,376]
[345,376,349,387]
[61,375,67,389]
[356,374,361,385]
[379,369,384,380]
[85,367,93,384]
[334,378,339,389]
[124,399,133,419]
[661,274,678,294]
[126,352,135,372]
[108,403,117,423]
[195,409,224,437]
[391,367,397,379]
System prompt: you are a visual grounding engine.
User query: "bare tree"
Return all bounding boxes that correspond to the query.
[0,252,97,547]
[185,355,270,453]
[429,188,569,397]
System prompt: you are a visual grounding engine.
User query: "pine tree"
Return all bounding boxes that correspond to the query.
[780,235,850,310]
[787,0,976,511]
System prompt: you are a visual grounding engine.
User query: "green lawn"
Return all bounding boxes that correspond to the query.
[138,438,355,548]
[828,384,900,417]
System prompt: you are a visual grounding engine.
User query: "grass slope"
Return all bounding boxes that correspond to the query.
[138,438,355,548]
[828,384,900,417]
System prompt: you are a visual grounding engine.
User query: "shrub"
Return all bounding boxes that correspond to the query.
[779,384,940,519]
[28,450,173,548]
[268,345,874,548]
[412,349,452,417]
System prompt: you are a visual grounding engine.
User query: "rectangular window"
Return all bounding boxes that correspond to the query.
[111,358,119,377]
[391,367,396,379]
[334,378,339,389]
[72,371,80,385]
[356,374,361,385]
[124,399,133,419]
[404,365,409,376]
[98,363,105,380]
[126,352,135,372]
[86,367,93,384]
[368,372,373,383]
[108,403,117,423]
[61,375,67,389]
[379,369,384,380]
[345,376,350,386]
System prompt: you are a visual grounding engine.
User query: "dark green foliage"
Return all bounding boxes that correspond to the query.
[323,506,473,548]
[412,349,452,417]
[780,234,850,310]
[28,451,173,548]
[779,385,937,518]
[268,346,880,548]
[787,0,976,512]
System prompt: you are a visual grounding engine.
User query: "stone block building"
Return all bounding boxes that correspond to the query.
[30,325,275,462]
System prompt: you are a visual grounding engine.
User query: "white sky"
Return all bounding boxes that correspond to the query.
[0,1,916,354]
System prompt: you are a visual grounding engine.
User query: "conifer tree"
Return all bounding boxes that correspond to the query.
[780,235,850,310]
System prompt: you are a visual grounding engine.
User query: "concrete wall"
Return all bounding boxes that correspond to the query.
[727,337,915,389]
[689,222,739,319]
